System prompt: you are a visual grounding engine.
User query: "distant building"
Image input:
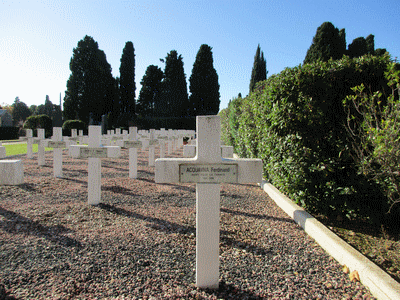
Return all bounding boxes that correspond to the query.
[0,110,13,127]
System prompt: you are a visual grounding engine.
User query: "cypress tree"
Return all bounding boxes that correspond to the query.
[304,22,345,64]
[348,37,368,58]
[366,34,375,55]
[162,50,189,117]
[64,35,115,125]
[249,44,267,94]
[137,65,164,117]
[119,41,136,117]
[189,44,220,116]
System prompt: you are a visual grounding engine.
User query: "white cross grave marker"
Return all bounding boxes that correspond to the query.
[69,126,120,205]
[147,129,158,167]
[0,141,6,158]
[25,129,34,159]
[117,127,142,178]
[155,116,262,289]
[42,127,66,177]
[31,129,46,166]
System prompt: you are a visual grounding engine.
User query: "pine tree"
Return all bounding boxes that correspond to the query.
[137,65,164,117]
[63,35,116,125]
[304,22,346,64]
[119,41,136,117]
[161,50,189,117]
[249,44,267,94]
[189,44,220,116]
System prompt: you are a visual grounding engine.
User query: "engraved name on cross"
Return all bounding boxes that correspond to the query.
[155,116,262,289]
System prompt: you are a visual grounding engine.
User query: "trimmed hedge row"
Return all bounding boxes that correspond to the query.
[0,127,19,140]
[221,54,396,222]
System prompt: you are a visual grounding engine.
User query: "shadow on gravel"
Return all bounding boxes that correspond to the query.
[98,203,195,235]
[98,204,274,258]
[161,183,196,193]
[137,177,155,184]
[101,164,128,172]
[16,183,37,192]
[62,177,88,186]
[101,185,137,196]
[221,207,295,224]
[202,280,265,299]
[0,206,82,248]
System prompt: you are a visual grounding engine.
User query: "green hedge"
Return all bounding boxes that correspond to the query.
[222,54,395,222]
[0,127,19,140]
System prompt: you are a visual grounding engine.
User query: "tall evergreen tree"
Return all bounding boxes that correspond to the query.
[304,22,346,64]
[161,50,189,117]
[12,97,31,126]
[137,65,164,117]
[63,35,116,125]
[249,44,267,94]
[44,95,53,119]
[348,37,368,58]
[119,41,136,117]
[189,44,220,116]
[366,34,375,55]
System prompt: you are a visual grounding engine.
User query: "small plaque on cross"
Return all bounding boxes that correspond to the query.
[179,164,238,183]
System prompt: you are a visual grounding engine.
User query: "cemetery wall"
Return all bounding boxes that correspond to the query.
[220,54,398,222]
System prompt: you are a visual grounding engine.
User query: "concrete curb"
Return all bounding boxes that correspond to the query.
[259,180,400,300]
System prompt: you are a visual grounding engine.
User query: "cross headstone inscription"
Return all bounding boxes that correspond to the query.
[155,116,262,289]
[69,126,120,205]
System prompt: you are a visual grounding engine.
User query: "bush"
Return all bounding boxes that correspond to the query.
[62,120,86,136]
[343,60,400,220]
[222,54,395,222]
[0,127,19,140]
[23,114,53,138]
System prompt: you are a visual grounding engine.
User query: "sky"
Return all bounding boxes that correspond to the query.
[1,0,399,112]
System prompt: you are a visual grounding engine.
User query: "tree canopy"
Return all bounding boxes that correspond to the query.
[249,44,267,94]
[119,41,136,117]
[137,65,164,117]
[12,97,31,126]
[189,44,220,116]
[161,50,189,117]
[63,35,117,125]
[304,22,346,64]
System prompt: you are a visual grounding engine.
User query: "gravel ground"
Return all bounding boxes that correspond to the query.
[0,146,376,299]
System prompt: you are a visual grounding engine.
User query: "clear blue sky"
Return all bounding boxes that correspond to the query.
[1,0,399,112]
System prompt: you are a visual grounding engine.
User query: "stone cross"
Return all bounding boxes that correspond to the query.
[31,129,46,166]
[0,141,5,158]
[117,127,142,178]
[157,128,168,158]
[69,126,120,205]
[148,129,158,167]
[155,116,262,289]
[42,127,66,177]
[25,129,34,159]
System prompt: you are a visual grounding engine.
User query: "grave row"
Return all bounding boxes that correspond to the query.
[1,116,262,290]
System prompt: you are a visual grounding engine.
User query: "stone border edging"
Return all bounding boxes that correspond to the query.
[259,180,400,300]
